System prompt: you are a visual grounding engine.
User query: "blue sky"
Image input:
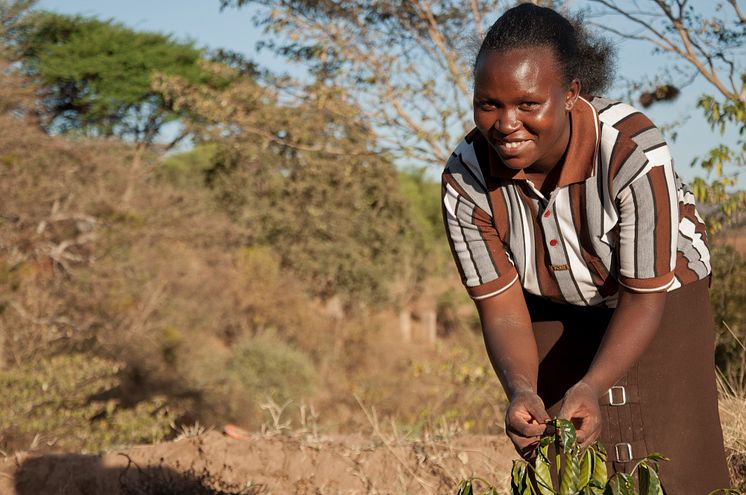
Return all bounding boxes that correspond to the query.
[35,0,741,186]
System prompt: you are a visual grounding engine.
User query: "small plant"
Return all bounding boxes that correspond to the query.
[455,419,668,495]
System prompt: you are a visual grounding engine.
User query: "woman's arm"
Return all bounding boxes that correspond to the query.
[559,287,667,447]
[475,282,550,457]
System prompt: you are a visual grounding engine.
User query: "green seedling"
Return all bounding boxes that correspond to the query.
[455,419,676,495]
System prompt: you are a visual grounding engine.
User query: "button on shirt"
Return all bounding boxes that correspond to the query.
[442,96,711,307]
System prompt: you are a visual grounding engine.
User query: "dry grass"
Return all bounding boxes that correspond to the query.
[720,390,746,491]
[718,334,746,491]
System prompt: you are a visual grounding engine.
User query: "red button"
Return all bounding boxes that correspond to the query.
[549,239,558,247]
[543,211,551,218]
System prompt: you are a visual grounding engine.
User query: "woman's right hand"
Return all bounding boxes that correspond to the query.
[505,389,550,459]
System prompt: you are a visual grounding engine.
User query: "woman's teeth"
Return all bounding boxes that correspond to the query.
[504,140,526,149]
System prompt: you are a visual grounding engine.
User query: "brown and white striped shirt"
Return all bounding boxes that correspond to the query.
[442,96,710,307]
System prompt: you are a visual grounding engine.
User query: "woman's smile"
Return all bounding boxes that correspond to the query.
[495,137,532,155]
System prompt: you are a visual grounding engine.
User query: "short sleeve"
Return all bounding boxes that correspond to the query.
[615,134,679,293]
[442,170,518,300]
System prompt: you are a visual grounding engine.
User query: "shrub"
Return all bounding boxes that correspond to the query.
[0,353,181,452]
[709,246,746,392]
[220,333,317,426]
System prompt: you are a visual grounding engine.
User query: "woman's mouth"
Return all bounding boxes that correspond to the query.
[496,139,530,155]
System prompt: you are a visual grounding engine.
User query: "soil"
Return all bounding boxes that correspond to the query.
[0,431,515,495]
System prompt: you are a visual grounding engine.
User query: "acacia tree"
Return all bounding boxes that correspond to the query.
[585,0,746,232]
[14,11,213,147]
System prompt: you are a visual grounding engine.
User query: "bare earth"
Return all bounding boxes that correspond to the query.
[0,431,515,494]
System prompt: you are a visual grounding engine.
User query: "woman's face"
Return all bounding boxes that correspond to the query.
[473,46,579,173]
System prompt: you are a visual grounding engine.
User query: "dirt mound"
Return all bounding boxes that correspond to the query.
[0,431,514,494]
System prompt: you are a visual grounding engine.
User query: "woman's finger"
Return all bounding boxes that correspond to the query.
[575,416,601,447]
[507,419,545,438]
[507,431,540,459]
[506,404,549,437]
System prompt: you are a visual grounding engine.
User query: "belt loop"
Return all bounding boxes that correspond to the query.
[614,442,633,463]
[608,385,627,406]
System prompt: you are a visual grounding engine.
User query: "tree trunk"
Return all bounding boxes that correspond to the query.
[399,309,412,343]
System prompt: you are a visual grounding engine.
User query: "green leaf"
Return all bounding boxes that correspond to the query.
[457,479,473,495]
[535,440,554,495]
[590,447,608,494]
[557,418,576,452]
[578,448,593,488]
[559,452,580,495]
[594,442,608,460]
[610,473,636,495]
[642,452,668,464]
[512,460,529,495]
[639,463,663,495]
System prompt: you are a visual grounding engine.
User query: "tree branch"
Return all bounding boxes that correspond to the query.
[470,0,485,40]
[589,0,742,103]
[727,0,746,24]
[414,0,471,101]
[653,0,740,102]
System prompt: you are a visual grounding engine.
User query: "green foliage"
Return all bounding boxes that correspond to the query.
[397,167,451,275]
[15,11,215,142]
[458,419,668,495]
[157,143,218,189]
[691,95,746,233]
[0,353,181,452]
[222,332,317,417]
[209,147,412,305]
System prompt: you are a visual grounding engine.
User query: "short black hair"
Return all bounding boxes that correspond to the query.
[475,3,616,96]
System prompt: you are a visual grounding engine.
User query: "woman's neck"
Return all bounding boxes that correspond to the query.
[523,113,572,196]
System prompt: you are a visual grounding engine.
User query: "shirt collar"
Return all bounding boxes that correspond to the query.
[476,96,600,187]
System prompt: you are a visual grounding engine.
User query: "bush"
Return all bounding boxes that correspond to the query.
[709,245,746,392]
[0,353,181,452]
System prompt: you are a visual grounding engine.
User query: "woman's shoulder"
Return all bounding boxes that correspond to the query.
[443,128,489,179]
[586,96,661,139]
[585,96,674,197]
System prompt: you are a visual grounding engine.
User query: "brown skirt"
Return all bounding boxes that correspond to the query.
[526,277,731,494]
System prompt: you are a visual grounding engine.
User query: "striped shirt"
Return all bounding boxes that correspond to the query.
[442,96,710,307]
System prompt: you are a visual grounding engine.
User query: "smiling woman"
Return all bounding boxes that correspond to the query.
[441,3,731,494]
[472,46,577,192]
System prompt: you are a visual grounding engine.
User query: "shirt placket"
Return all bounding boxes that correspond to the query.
[528,182,580,304]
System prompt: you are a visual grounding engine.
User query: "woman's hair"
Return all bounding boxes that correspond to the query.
[475,3,616,96]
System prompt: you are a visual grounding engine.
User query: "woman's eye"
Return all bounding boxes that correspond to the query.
[519,102,540,110]
[476,101,496,111]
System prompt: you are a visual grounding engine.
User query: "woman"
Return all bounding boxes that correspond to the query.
[441,4,730,493]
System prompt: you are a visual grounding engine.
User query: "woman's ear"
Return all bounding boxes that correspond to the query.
[565,79,581,111]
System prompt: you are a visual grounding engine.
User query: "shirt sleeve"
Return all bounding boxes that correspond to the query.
[442,170,519,300]
[614,128,679,293]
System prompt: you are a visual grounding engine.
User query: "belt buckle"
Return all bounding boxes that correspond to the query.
[608,385,627,406]
[614,442,633,463]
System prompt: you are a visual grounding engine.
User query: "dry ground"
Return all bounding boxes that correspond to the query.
[0,431,515,495]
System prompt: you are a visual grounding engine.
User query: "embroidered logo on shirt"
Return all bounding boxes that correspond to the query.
[551,264,569,271]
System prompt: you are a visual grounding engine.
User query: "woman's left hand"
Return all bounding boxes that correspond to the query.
[558,381,602,448]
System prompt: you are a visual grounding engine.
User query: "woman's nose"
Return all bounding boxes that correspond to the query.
[495,109,520,133]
